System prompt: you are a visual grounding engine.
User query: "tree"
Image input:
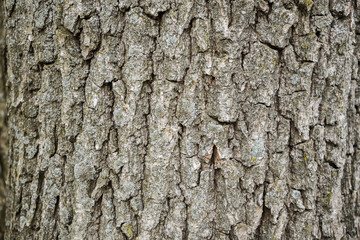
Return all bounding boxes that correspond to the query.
[0,0,8,238]
[3,0,360,239]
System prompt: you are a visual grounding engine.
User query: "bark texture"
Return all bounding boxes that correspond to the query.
[0,0,8,238]
[5,0,360,239]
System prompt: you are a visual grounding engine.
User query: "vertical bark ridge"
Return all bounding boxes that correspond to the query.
[0,0,7,238]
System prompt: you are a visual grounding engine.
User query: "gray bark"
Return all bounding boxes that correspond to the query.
[0,0,8,238]
[4,0,360,239]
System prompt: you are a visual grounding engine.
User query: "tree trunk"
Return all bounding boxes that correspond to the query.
[0,0,8,238]
[4,0,360,239]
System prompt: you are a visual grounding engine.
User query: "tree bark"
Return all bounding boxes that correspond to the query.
[4,0,360,239]
[0,0,8,238]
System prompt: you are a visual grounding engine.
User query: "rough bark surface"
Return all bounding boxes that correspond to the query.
[5,0,360,239]
[0,0,8,238]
